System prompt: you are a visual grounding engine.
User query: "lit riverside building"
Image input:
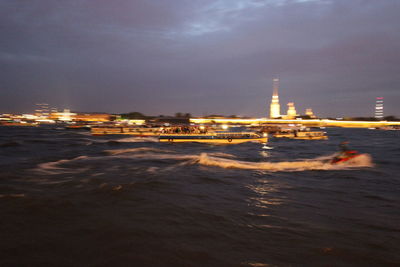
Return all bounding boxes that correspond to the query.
[269,78,281,118]
[375,97,384,120]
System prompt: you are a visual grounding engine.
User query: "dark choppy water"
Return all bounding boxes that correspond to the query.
[0,126,399,266]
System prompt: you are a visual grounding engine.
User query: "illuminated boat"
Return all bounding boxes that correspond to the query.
[376,125,400,130]
[274,130,328,140]
[91,127,161,136]
[159,132,268,144]
[0,121,38,127]
[292,131,328,140]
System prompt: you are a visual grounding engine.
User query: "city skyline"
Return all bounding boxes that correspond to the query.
[1,0,399,117]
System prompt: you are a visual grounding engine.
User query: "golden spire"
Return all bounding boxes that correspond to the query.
[269,78,281,118]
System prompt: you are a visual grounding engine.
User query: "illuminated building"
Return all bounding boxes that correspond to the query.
[305,108,316,118]
[375,97,384,120]
[285,102,297,119]
[49,111,112,122]
[73,113,112,122]
[49,109,77,121]
[35,103,49,118]
[189,117,400,128]
[117,119,145,125]
[269,78,281,118]
[22,114,39,120]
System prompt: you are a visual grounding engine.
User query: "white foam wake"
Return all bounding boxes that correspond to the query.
[113,153,198,161]
[105,147,172,155]
[206,152,237,158]
[109,150,373,172]
[197,153,373,172]
[35,156,89,174]
[33,148,373,175]
[115,137,159,143]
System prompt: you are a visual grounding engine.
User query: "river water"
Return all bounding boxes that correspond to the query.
[0,126,399,266]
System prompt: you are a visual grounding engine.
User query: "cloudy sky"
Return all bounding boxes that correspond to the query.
[1,0,399,117]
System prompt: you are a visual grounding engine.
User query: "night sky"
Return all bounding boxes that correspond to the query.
[1,0,399,117]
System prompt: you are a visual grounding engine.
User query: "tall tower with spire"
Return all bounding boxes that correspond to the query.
[269,78,281,118]
[375,97,384,120]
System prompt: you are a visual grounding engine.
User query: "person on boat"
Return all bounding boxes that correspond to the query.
[331,141,358,163]
[339,141,349,152]
[337,141,353,158]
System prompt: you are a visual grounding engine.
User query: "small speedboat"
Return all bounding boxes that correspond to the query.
[330,150,361,164]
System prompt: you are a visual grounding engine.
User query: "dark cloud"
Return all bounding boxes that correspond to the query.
[0,0,399,117]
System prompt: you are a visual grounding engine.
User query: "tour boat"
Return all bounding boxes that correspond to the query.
[91,126,161,136]
[274,130,328,140]
[0,121,38,127]
[376,125,400,131]
[159,132,268,144]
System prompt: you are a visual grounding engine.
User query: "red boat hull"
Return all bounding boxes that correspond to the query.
[331,151,360,164]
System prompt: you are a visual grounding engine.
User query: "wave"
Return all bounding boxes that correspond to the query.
[207,152,237,158]
[197,153,373,172]
[35,156,89,174]
[114,153,198,161]
[0,193,25,198]
[33,149,373,175]
[105,147,172,155]
[74,131,92,136]
[114,136,159,143]
[102,150,374,172]
[109,150,372,172]
[80,136,159,145]
[0,141,21,147]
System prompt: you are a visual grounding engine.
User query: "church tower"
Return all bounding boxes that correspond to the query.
[286,102,297,119]
[269,78,281,118]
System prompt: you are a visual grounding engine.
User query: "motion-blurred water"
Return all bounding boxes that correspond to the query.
[0,126,399,266]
